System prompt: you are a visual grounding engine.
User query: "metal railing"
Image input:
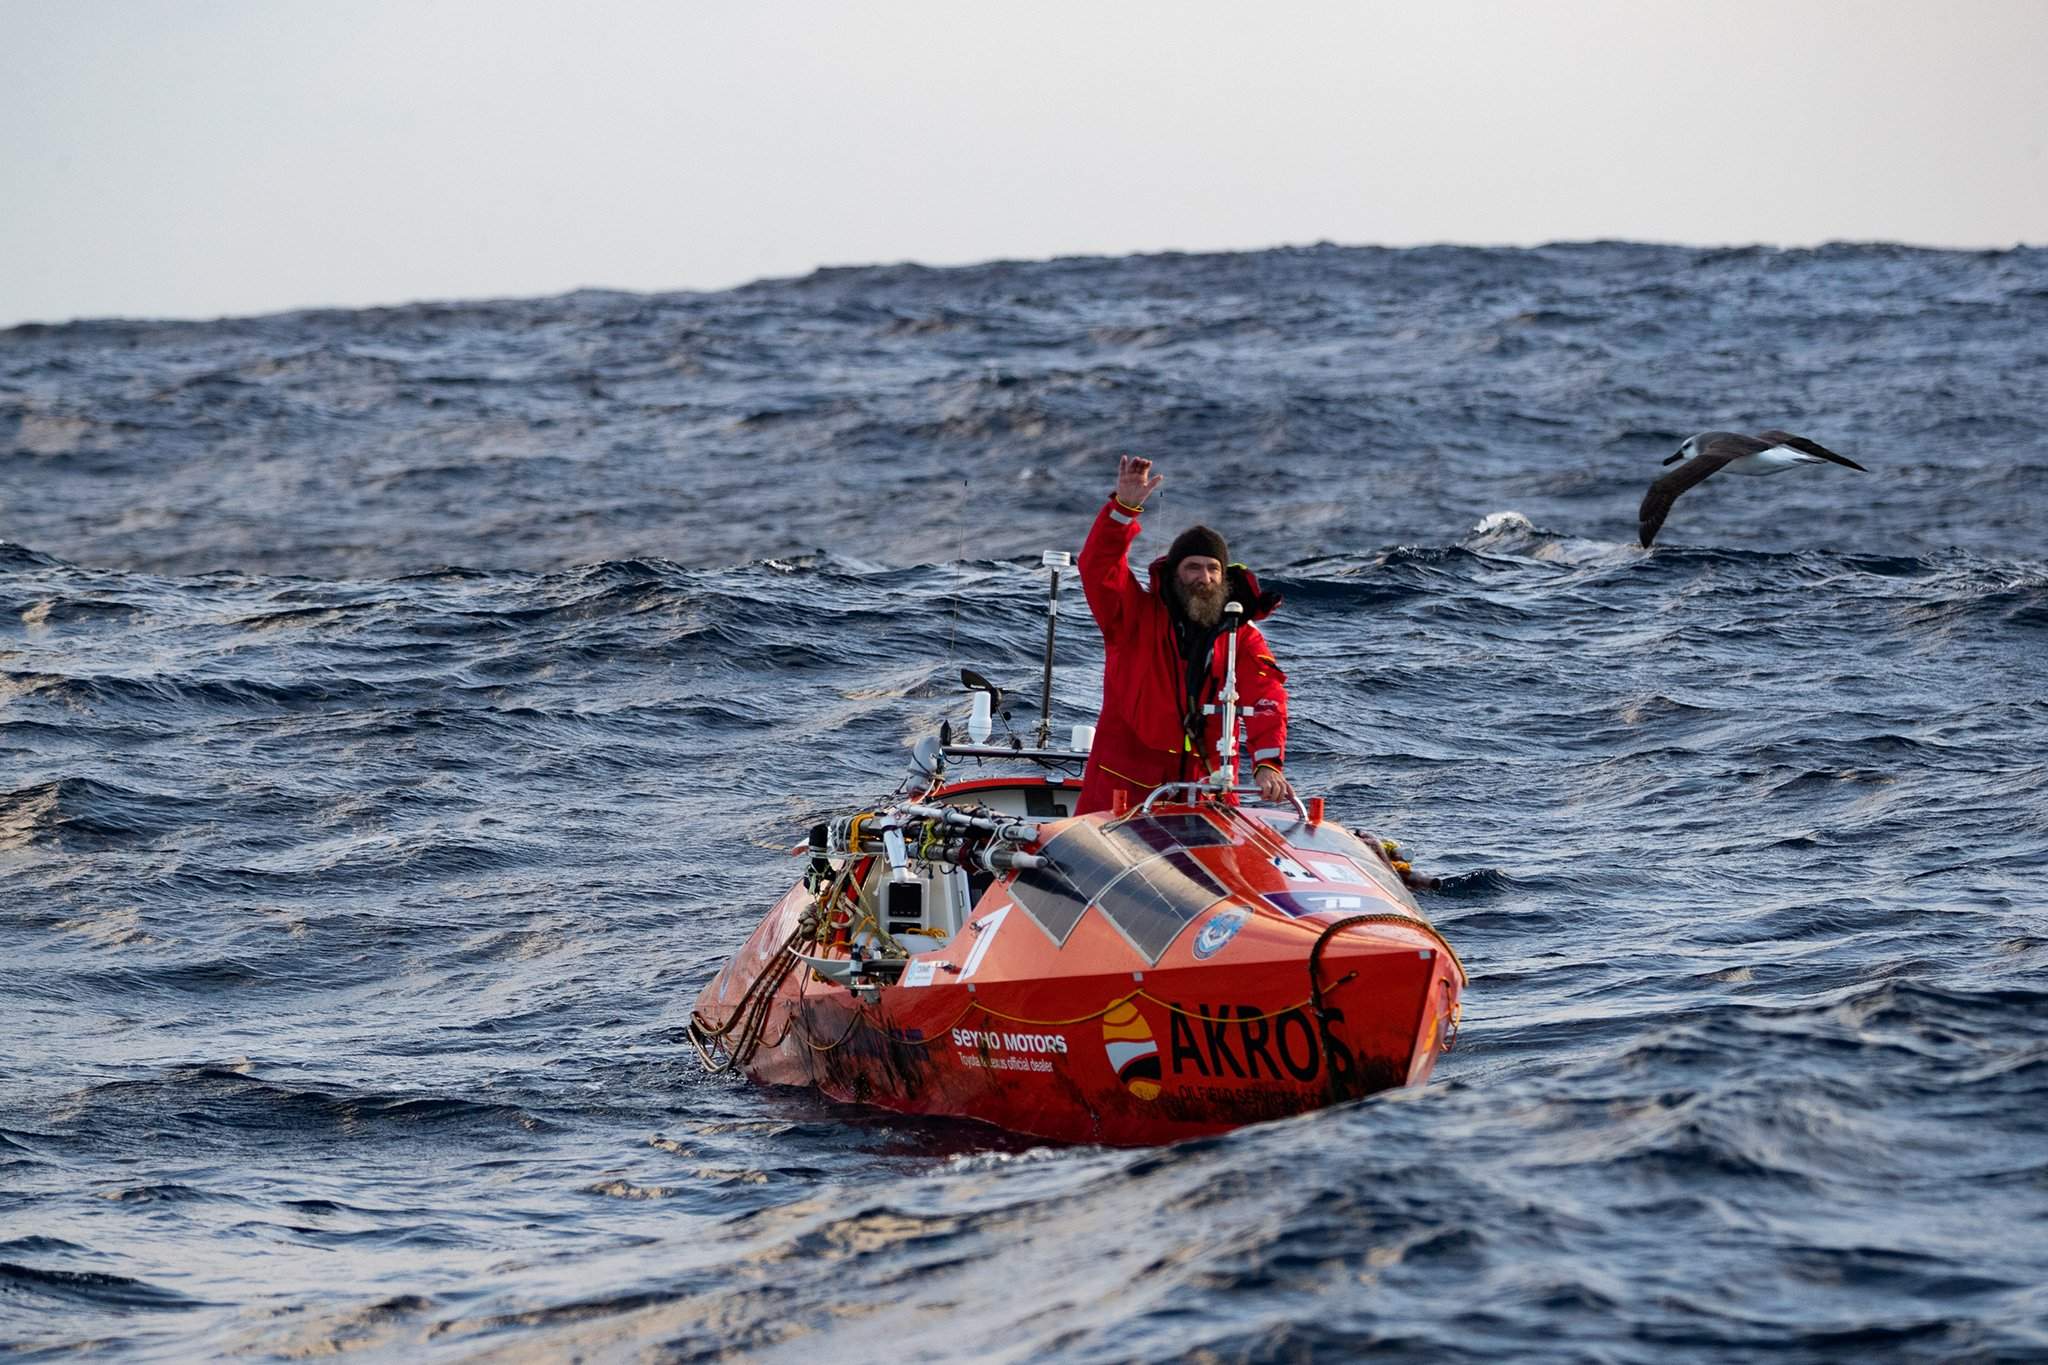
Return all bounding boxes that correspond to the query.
[1137,780,1311,824]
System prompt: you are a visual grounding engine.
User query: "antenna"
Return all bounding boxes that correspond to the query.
[1035,550,1071,748]
[1214,600,1244,789]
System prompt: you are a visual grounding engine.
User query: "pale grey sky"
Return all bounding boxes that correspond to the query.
[3,0,2044,327]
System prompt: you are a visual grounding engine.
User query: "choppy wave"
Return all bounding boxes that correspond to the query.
[4,243,2048,1361]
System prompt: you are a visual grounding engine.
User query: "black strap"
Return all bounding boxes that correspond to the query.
[1173,615,1224,769]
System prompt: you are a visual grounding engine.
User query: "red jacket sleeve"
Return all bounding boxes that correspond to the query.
[1079,496,1148,644]
[1237,623,1289,770]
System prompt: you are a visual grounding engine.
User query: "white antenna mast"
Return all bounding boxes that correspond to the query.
[1035,550,1070,748]
[1213,600,1244,789]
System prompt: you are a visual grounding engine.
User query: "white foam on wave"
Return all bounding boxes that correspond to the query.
[1466,508,1644,566]
[1471,510,1534,535]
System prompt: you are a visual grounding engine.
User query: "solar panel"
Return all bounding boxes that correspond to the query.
[1094,850,1228,963]
[1105,811,1234,856]
[1009,822,1135,943]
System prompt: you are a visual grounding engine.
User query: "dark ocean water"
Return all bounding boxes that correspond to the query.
[3,242,2046,1362]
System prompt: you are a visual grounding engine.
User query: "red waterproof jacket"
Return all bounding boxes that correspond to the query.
[1076,496,1289,814]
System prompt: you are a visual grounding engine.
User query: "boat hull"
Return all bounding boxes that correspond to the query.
[693,797,1464,1146]
[748,946,1455,1146]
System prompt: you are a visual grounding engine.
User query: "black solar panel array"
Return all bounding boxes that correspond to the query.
[1009,819,1230,962]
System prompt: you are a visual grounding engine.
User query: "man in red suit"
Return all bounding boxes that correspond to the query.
[1075,454,1292,816]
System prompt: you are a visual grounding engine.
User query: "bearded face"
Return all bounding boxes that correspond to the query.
[1175,557,1227,628]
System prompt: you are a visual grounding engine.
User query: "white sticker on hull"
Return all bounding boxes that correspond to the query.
[1272,854,1318,881]
[959,904,1009,981]
[951,1024,1066,1074]
[902,960,938,988]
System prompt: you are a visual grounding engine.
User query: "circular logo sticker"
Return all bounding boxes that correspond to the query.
[1191,908,1248,961]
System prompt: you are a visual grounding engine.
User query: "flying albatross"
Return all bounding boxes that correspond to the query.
[1638,430,1867,548]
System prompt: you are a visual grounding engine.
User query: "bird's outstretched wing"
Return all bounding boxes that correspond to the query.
[1756,430,1867,472]
[1638,440,1751,548]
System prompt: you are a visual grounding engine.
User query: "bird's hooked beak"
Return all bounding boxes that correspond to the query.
[1661,445,1687,466]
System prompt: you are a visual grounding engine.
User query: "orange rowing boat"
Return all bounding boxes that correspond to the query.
[691,553,1464,1145]
[691,764,1463,1146]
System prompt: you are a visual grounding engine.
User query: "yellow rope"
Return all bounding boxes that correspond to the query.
[815,988,1332,1051]
[784,968,1451,1054]
[849,911,910,959]
[784,910,1466,1054]
[1422,998,1465,1053]
[962,990,1322,1027]
[959,990,1141,1028]
[1147,992,1316,1023]
[799,1003,868,1052]
[753,902,1465,1060]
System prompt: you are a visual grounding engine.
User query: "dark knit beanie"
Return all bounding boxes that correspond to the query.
[1166,525,1229,571]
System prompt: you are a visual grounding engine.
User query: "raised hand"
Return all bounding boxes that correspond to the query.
[1115,454,1164,509]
